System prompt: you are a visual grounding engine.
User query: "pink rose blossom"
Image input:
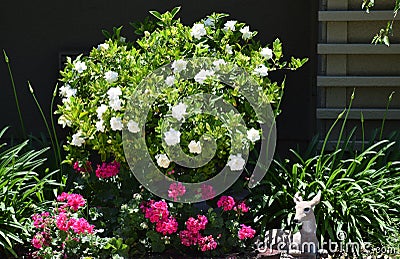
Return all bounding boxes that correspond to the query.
[238,224,256,240]
[186,215,208,233]
[144,200,169,223]
[95,160,120,178]
[168,182,186,201]
[67,193,86,211]
[70,218,95,234]
[56,212,69,231]
[217,195,235,211]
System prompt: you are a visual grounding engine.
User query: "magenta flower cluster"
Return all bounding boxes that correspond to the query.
[141,200,178,235]
[168,182,186,201]
[30,193,95,251]
[179,215,217,252]
[95,160,120,179]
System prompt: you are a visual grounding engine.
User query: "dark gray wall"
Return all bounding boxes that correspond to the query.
[0,0,317,156]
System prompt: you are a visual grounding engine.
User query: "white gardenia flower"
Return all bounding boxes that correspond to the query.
[165,75,175,87]
[74,61,87,73]
[194,69,215,84]
[225,44,233,55]
[96,104,108,119]
[247,128,260,143]
[171,60,188,74]
[261,47,273,60]
[110,117,123,131]
[155,154,171,168]
[104,71,119,84]
[227,154,246,171]
[97,43,109,51]
[171,102,187,121]
[191,23,207,39]
[107,86,122,100]
[204,17,215,27]
[240,26,252,40]
[213,59,227,71]
[71,131,85,147]
[127,120,140,133]
[109,97,122,111]
[253,64,269,77]
[59,84,77,98]
[96,120,105,132]
[224,20,237,31]
[58,115,71,128]
[164,128,181,146]
[188,140,202,154]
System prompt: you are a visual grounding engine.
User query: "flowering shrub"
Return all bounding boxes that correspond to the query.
[54,7,307,256]
[28,193,109,258]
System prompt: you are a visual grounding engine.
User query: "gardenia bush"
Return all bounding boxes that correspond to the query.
[55,7,307,257]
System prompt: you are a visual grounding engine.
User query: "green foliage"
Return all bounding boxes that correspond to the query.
[249,104,400,249]
[0,127,57,257]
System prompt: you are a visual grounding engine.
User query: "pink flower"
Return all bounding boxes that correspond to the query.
[155,216,178,235]
[95,160,120,178]
[56,192,69,202]
[66,193,86,211]
[238,224,256,240]
[186,215,208,233]
[56,212,69,231]
[144,200,169,223]
[70,218,95,234]
[199,184,216,200]
[31,232,50,249]
[198,235,217,251]
[73,161,93,173]
[179,230,202,246]
[32,212,50,229]
[217,196,235,211]
[234,202,249,213]
[168,182,186,201]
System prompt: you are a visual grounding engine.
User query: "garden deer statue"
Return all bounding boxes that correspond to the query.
[256,190,325,259]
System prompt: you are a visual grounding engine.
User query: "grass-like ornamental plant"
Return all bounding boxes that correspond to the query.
[249,94,400,252]
[0,127,57,258]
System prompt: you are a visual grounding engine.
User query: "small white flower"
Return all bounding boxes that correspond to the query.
[133,193,142,200]
[191,23,207,39]
[171,60,188,74]
[140,222,148,229]
[247,128,260,143]
[96,120,105,132]
[165,75,175,87]
[107,86,122,100]
[171,102,187,121]
[104,71,119,84]
[110,117,123,131]
[127,120,140,133]
[97,43,109,51]
[155,154,171,168]
[164,128,181,146]
[96,104,108,119]
[253,64,269,77]
[74,61,87,73]
[71,131,85,147]
[194,69,215,84]
[225,44,233,55]
[120,37,126,43]
[59,84,77,98]
[240,26,252,40]
[58,115,71,128]
[213,59,227,71]
[109,97,122,111]
[224,20,237,31]
[204,17,215,27]
[227,154,246,171]
[261,47,273,60]
[188,140,202,154]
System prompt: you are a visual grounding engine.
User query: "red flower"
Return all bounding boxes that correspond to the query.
[217,196,235,211]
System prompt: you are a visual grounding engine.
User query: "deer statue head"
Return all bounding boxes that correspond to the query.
[293,190,321,226]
